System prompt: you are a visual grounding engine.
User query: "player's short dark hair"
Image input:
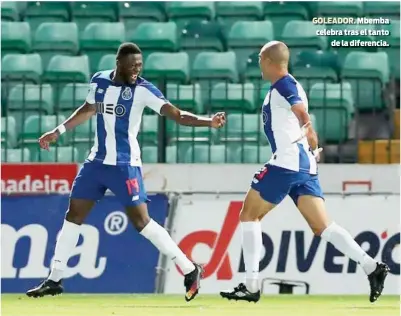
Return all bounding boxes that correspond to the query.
[117,42,142,60]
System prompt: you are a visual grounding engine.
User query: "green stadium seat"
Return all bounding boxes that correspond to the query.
[180,20,224,65]
[167,120,217,143]
[141,145,158,163]
[342,52,389,110]
[1,54,42,84]
[44,55,90,84]
[211,83,256,113]
[292,67,338,91]
[244,51,263,87]
[72,116,96,142]
[236,144,273,164]
[166,84,204,113]
[166,145,180,163]
[316,1,363,16]
[379,21,400,79]
[72,2,117,32]
[138,115,159,144]
[1,1,20,21]
[218,113,262,142]
[291,50,341,86]
[24,2,70,34]
[1,22,31,55]
[128,22,178,55]
[364,1,400,19]
[59,83,89,110]
[263,2,309,38]
[292,50,339,71]
[185,144,237,163]
[1,148,31,163]
[81,22,125,74]
[33,22,79,69]
[216,2,263,35]
[33,146,79,163]
[1,116,17,148]
[118,2,166,33]
[309,82,354,142]
[228,21,274,74]
[282,21,328,57]
[167,2,215,32]
[97,54,116,71]
[144,52,189,83]
[193,52,239,105]
[329,24,377,65]
[8,84,54,114]
[20,114,68,146]
[258,82,272,104]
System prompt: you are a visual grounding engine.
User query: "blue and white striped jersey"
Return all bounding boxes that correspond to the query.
[262,74,317,174]
[85,70,167,166]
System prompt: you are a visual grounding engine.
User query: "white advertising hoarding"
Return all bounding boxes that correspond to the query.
[164,194,400,295]
[142,164,400,194]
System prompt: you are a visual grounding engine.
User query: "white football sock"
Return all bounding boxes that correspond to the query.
[321,222,377,275]
[48,219,81,282]
[241,221,262,293]
[140,219,195,275]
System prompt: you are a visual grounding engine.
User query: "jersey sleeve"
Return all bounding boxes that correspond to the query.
[85,73,99,105]
[276,80,303,106]
[142,82,169,115]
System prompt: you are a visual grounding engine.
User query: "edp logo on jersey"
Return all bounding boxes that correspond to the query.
[96,102,126,117]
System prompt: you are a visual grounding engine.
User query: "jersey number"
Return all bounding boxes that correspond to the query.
[254,166,268,181]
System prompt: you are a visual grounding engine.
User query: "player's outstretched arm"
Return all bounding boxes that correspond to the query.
[291,103,322,160]
[160,103,226,128]
[38,102,96,151]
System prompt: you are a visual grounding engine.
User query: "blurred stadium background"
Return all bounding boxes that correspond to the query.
[1,1,400,316]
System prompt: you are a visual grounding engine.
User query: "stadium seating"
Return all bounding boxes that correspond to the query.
[166,2,215,32]
[24,2,70,34]
[358,140,400,164]
[342,51,389,111]
[118,2,166,33]
[129,22,178,59]
[71,2,117,32]
[81,22,125,74]
[33,22,79,70]
[180,20,224,65]
[364,1,400,19]
[309,82,354,143]
[1,1,399,164]
[1,116,17,148]
[216,2,263,35]
[144,52,190,83]
[32,146,79,162]
[59,83,89,112]
[210,83,256,113]
[166,84,204,113]
[1,54,43,84]
[315,1,363,17]
[237,144,273,164]
[1,22,31,55]
[1,148,31,162]
[263,2,309,38]
[184,144,237,163]
[228,21,274,74]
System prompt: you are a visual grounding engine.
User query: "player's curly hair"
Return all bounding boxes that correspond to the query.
[117,42,142,59]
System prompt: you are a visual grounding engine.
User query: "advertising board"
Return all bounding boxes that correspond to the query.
[164,194,400,295]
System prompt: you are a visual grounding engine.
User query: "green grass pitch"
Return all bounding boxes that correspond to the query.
[2,294,399,316]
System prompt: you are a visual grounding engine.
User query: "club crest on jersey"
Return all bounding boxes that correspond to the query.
[121,87,132,100]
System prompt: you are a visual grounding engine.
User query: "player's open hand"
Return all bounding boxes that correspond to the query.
[38,130,59,151]
[211,112,226,128]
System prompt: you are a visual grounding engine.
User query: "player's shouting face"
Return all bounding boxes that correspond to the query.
[117,52,143,84]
